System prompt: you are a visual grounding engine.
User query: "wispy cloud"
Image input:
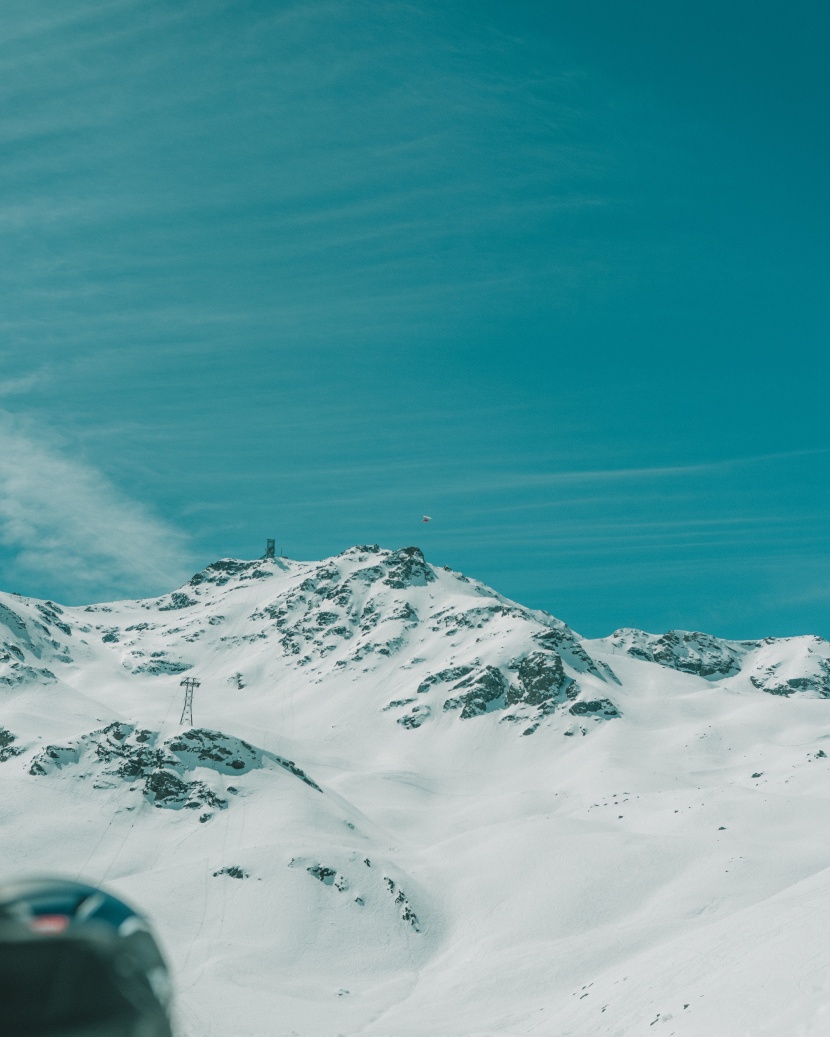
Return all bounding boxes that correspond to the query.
[0,0,623,361]
[0,367,50,397]
[262,446,830,507]
[0,411,193,601]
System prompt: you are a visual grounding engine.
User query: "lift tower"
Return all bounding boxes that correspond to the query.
[179,678,200,726]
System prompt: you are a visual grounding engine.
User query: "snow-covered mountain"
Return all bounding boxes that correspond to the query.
[3,545,830,1036]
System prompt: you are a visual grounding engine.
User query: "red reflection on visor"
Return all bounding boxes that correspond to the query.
[29,914,70,933]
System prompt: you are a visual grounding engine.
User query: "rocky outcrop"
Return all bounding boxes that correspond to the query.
[608,628,830,700]
[383,876,421,931]
[124,650,192,676]
[417,666,473,695]
[746,638,830,698]
[188,559,275,588]
[382,547,436,589]
[28,722,321,816]
[444,665,509,719]
[0,597,73,678]
[0,727,23,763]
[159,593,199,611]
[510,652,575,711]
[610,629,748,679]
[213,866,250,879]
[568,698,621,718]
[534,627,619,684]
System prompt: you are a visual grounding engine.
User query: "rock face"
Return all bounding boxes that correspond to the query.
[0,727,24,763]
[437,652,585,730]
[512,652,575,710]
[606,627,830,699]
[444,665,510,719]
[568,699,620,718]
[188,559,276,589]
[0,598,70,685]
[27,723,321,819]
[382,546,436,590]
[609,629,748,679]
[745,637,830,698]
[213,865,250,879]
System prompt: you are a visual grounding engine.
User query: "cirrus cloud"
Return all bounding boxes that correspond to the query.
[0,410,193,601]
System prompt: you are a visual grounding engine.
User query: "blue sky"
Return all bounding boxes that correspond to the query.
[0,0,828,639]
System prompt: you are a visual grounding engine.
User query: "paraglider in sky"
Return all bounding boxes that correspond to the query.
[422,515,432,523]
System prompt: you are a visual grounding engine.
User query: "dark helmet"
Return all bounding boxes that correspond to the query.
[0,877,173,1037]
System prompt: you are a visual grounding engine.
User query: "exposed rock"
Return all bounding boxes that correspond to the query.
[430,602,528,635]
[0,602,37,654]
[271,756,322,791]
[306,864,349,891]
[397,705,431,729]
[28,723,321,809]
[2,642,23,662]
[509,652,575,712]
[166,729,322,791]
[188,559,274,588]
[383,876,421,931]
[159,593,198,611]
[533,627,618,684]
[144,769,225,811]
[417,665,473,695]
[167,728,263,773]
[746,642,830,698]
[213,866,250,879]
[36,603,72,637]
[383,547,436,589]
[750,666,830,698]
[127,651,192,676]
[444,666,509,719]
[0,659,57,687]
[568,698,621,718]
[611,628,746,679]
[29,744,83,774]
[0,727,24,763]
[383,698,417,711]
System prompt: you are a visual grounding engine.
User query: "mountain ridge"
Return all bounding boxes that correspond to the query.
[2,544,828,730]
[3,545,830,1036]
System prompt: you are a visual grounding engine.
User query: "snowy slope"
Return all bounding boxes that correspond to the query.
[2,545,830,1036]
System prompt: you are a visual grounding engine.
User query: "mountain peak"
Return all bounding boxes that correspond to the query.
[3,549,830,1035]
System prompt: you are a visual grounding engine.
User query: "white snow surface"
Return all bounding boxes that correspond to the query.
[2,544,830,1036]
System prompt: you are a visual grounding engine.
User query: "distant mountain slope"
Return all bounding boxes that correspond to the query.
[604,626,830,696]
[3,545,830,1037]
[2,545,624,745]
